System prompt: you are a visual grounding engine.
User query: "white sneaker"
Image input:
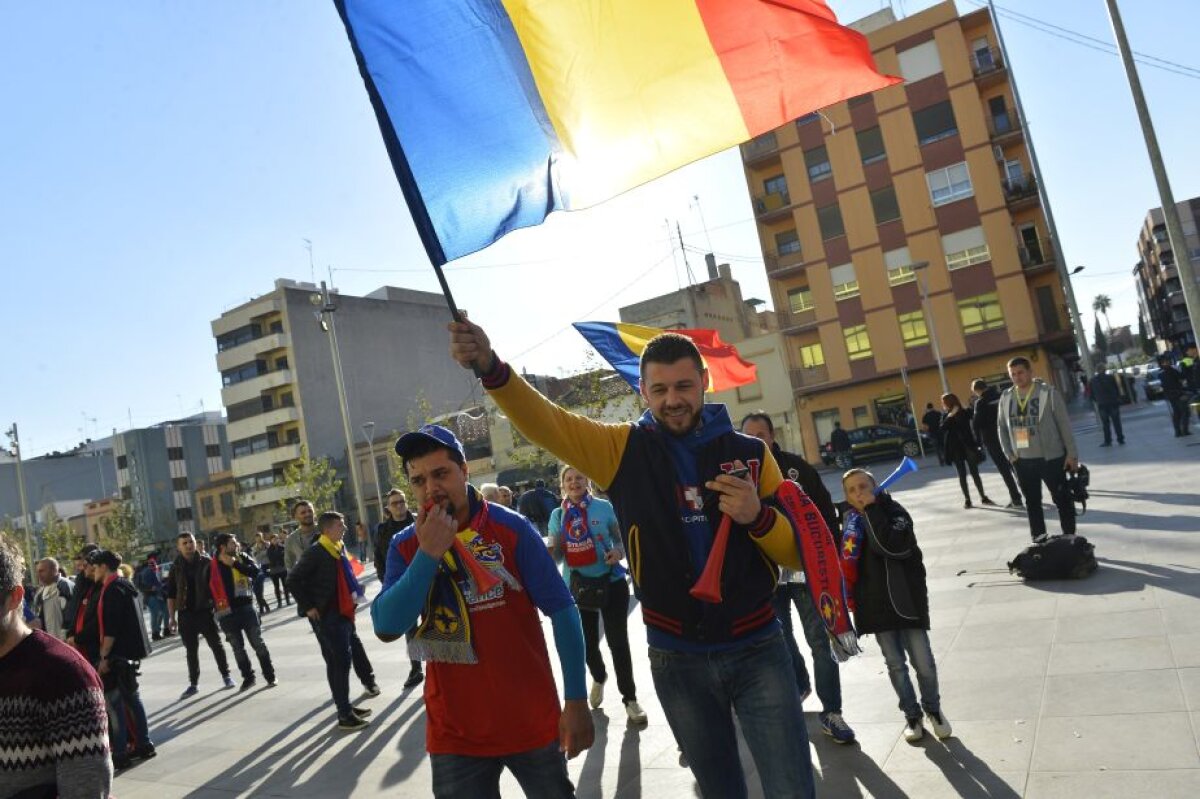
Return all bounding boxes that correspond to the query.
[589,679,605,709]
[625,700,648,725]
[926,709,952,740]
[903,717,925,743]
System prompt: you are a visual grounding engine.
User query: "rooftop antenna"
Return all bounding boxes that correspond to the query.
[666,218,682,291]
[302,238,315,283]
[676,222,697,286]
[691,194,714,254]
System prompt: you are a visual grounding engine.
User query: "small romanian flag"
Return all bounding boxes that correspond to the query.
[334,0,898,264]
[573,322,757,393]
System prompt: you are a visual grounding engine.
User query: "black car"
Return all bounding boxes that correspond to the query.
[821,424,932,469]
[1143,367,1164,401]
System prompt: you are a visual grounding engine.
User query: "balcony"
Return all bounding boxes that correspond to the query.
[221,369,294,407]
[765,247,805,276]
[741,131,780,164]
[212,297,282,338]
[231,443,303,479]
[1002,174,1039,210]
[778,307,819,334]
[789,365,831,389]
[753,190,793,222]
[987,109,1023,145]
[227,405,300,442]
[215,332,291,372]
[239,484,291,510]
[972,47,1007,87]
[1019,236,1056,274]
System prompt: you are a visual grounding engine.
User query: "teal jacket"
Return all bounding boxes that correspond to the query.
[548,496,626,583]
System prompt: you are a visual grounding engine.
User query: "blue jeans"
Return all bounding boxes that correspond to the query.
[772,582,843,714]
[649,632,815,799]
[874,628,941,720]
[310,614,375,718]
[145,594,167,636]
[430,741,574,798]
[218,604,275,682]
[106,663,150,753]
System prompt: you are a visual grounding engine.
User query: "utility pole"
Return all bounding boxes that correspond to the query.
[361,421,384,527]
[988,1,1093,382]
[912,262,950,396]
[311,282,369,535]
[5,424,35,572]
[1105,0,1199,349]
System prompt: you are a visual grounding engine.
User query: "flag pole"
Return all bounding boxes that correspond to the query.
[432,262,464,323]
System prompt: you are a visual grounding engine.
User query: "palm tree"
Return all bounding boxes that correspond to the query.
[1093,293,1127,376]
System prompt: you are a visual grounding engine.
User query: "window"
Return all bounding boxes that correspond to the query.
[844,325,872,360]
[1035,286,1062,333]
[942,226,990,270]
[797,112,820,126]
[898,311,930,347]
[221,360,265,386]
[200,496,215,518]
[167,447,184,461]
[1004,159,1024,183]
[175,507,194,522]
[852,406,872,428]
[269,319,284,334]
[898,40,943,83]
[116,454,128,469]
[817,203,845,240]
[274,356,289,371]
[799,342,825,368]
[885,247,917,286]
[227,399,261,423]
[205,444,220,457]
[775,230,802,256]
[171,476,189,491]
[220,491,235,514]
[870,185,901,224]
[958,293,1006,334]
[216,324,260,352]
[926,162,973,206]
[857,126,886,164]
[788,287,814,314]
[913,100,958,145]
[804,146,832,182]
[830,263,859,300]
[280,392,295,407]
[763,174,789,201]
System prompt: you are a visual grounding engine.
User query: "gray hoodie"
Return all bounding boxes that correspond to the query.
[997,380,1077,462]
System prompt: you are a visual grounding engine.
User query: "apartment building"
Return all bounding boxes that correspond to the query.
[212,279,479,528]
[1134,198,1200,352]
[741,1,1078,457]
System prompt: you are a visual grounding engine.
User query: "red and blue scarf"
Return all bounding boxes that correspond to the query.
[561,493,598,568]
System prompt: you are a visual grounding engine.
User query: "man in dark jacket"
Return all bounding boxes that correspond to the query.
[1088,365,1125,446]
[165,532,233,698]
[920,404,945,465]
[288,511,379,731]
[63,543,99,644]
[970,379,1023,507]
[1158,355,1192,437]
[830,421,852,464]
[212,533,276,692]
[741,412,855,745]
[373,488,423,689]
[517,480,557,535]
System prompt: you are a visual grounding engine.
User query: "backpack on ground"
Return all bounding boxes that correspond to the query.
[1008,535,1098,580]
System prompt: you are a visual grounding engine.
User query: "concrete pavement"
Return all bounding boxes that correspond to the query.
[114,399,1199,797]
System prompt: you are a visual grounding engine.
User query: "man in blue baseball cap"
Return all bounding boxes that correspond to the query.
[373,423,592,798]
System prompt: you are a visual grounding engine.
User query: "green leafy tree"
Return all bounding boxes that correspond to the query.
[277,445,343,518]
[99,500,146,560]
[40,506,84,563]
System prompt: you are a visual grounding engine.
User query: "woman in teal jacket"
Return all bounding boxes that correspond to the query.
[548,465,646,725]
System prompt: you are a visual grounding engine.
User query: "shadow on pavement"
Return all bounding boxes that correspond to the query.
[919,737,1021,798]
[809,729,907,798]
[1017,557,1200,601]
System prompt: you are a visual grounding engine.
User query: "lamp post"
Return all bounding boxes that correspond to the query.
[912,261,950,396]
[4,424,35,572]
[361,421,384,527]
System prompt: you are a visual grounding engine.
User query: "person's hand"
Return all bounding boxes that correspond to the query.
[704,460,761,525]
[559,699,594,759]
[97,658,110,676]
[1065,457,1079,472]
[448,314,495,374]
[416,501,459,560]
[305,608,320,621]
[603,549,622,566]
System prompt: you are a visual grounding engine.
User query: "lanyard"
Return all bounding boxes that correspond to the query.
[1015,385,1035,416]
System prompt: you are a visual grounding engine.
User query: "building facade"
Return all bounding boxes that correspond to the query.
[741,1,1078,457]
[194,471,240,541]
[1134,199,1200,352]
[211,279,480,528]
[0,448,116,532]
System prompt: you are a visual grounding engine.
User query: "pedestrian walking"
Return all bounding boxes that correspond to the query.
[250,529,273,616]
[64,544,99,647]
[1088,365,1126,446]
[1157,354,1192,437]
[921,403,946,465]
[373,425,591,797]
[740,411,856,745]
[373,487,424,690]
[32,556,73,640]
[135,557,171,639]
[830,420,852,466]
[266,533,291,608]
[970,379,1024,508]
[940,393,995,509]
[517,479,558,536]
[840,469,951,743]
[997,357,1080,542]
[166,532,235,698]
[211,533,277,692]
[288,511,380,731]
[549,465,646,726]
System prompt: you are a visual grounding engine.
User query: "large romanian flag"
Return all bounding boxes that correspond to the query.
[335,0,897,264]
[574,321,757,392]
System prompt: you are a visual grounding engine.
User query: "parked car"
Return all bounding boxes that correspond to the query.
[820,424,932,468]
[1144,367,1164,401]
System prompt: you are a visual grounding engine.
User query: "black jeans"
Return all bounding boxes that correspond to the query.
[177,608,230,685]
[269,570,291,606]
[1165,392,1191,435]
[1096,403,1125,443]
[579,577,636,703]
[219,604,275,682]
[1013,455,1076,540]
[982,434,1022,504]
[310,614,375,717]
[951,458,986,501]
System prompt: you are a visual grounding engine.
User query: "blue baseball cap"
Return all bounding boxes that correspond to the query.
[395,424,466,462]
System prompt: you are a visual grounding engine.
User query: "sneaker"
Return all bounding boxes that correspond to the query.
[337,714,370,732]
[265,677,278,688]
[222,675,236,690]
[363,683,382,697]
[352,707,373,718]
[1118,439,1126,445]
[1032,533,1050,544]
[239,677,256,693]
[403,669,424,690]
[926,710,953,740]
[980,496,997,506]
[963,499,973,509]
[903,717,925,743]
[625,700,648,725]
[820,711,856,744]
[589,679,606,709]
[1005,500,1024,509]
[180,684,198,700]
[152,633,162,641]
[132,743,157,761]
[113,753,133,771]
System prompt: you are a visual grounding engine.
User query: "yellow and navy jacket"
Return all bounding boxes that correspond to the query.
[483,360,804,651]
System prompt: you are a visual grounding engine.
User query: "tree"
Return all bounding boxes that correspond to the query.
[99,500,146,560]
[276,445,343,519]
[1093,315,1109,364]
[40,506,84,563]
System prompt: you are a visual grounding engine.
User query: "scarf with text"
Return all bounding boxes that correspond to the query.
[318,534,364,620]
[561,492,598,568]
[840,509,864,605]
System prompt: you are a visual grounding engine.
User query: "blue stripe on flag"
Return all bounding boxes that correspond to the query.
[573,322,642,391]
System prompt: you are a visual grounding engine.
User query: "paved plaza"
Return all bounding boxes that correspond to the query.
[113,400,1199,798]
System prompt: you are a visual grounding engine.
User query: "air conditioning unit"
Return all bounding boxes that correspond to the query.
[992,145,1005,162]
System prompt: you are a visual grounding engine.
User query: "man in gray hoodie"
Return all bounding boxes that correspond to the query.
[997,357,1079,542]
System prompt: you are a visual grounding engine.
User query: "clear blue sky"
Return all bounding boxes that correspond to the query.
[4,1,1198,457]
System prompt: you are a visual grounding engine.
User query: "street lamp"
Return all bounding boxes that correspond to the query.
[361,421,384,527]
[911,261,950,396]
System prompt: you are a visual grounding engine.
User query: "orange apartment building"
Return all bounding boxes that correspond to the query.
[742,1,1079,458]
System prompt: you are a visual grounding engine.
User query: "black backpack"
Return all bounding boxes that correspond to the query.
[1008,535,1098,580]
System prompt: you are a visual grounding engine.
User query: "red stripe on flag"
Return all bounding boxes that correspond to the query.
[671,328,758,392]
